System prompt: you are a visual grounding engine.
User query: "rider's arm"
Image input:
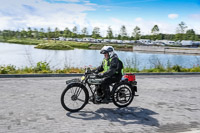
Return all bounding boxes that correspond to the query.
[93,62,104,73]
[102,57,118,77]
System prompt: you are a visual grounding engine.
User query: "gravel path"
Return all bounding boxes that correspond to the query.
[0,75,200,133]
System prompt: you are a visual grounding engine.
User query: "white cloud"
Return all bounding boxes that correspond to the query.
[110,18,126,25]
[0,0,95,30]
[0,0,199,35]
[135,17,143,22]
[189,14,200,21]
[168,14,179,19]
[47,0,80,2]
[84,1,97,6]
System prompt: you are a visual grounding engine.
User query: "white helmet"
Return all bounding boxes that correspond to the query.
[100,46,115,58]
[100,46,114,54]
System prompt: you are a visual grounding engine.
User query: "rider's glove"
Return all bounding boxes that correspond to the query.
[97,73,104,78]
[91,69,98,74]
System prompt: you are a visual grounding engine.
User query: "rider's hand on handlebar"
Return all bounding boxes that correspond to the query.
[91,69,99,74]
[97,73,104,78]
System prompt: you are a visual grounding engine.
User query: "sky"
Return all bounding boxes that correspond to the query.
[0,0,200,36]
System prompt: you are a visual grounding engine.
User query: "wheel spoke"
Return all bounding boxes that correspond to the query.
[74,87,79,95]
[70,87,75,94]
[77,98,85,102]
[125,94,131,97]
[77,88,82,97]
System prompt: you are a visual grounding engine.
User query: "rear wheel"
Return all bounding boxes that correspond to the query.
[112,83,134,108]
[61,83,89,112]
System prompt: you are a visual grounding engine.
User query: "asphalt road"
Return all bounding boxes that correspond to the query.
[0,75,200,133]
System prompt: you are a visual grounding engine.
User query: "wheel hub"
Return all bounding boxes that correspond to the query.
[71,95,78,101]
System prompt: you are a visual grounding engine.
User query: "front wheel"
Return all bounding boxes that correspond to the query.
[61,83,89,112]
[112,83,135,108]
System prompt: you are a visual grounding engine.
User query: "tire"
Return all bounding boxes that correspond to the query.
[112,82,135,108]
[61,83,89,112]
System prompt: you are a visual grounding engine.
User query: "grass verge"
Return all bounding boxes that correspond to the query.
[1,62,200,74]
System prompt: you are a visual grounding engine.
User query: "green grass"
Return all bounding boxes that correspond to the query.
[5,38,44,45]
[35,42,74,50]
[1,62,200,74]
[0,37,6,42]
[89,44,133,50]
[35,41,91,50]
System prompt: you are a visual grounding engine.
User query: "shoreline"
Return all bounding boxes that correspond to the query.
[2,39,200,54]
[0,40,133,51]
[133,45,200,54]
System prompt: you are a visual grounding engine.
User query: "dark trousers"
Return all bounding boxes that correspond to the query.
[97,75,122,98]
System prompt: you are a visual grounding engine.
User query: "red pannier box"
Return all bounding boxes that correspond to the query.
[123,73,135,81]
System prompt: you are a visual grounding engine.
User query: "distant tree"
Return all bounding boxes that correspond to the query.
[71,26,78,38]
[15,30,21,38]
[47,27,51,40]
[151,25,159,35]
[176,21,187,34]
[175,33,184,41]
[39,28,45,39]
[92,27,101,38]
[81,27,88,37]
[63,27,71,38]
[117,34,122,40]
[106,26,113,39]
[72,26,78,34]
[132,26,141,40]
[156,33,164,40]
[186,29,195,35]
[185,29,196,40]
[55,27,60,37]
[195,35,199,41]
[54,27,60,43]
[27,27,32,38]
[119,25,127,40]
[21,29,27,38]
[33,28,39,39]
[1,30,10,39]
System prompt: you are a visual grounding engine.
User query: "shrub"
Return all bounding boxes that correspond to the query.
[172,65,182,72]
[34,62,50,72]
[22,66,34,73]
[181,68,190,72]
[0,65,16,74]
[190,67,200,72]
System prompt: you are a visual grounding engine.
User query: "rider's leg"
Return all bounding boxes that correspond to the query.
[102,76,122,101]
[95,85,104,102]
[101,84,110,103]
[101,78,113,103]
[96,85,103,96]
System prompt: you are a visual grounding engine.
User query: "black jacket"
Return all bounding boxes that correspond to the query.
[96,54,122,78]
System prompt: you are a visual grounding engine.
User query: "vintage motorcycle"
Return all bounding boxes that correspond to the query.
[61,68,138,112]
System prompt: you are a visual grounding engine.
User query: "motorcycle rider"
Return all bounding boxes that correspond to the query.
[93,46,124,103]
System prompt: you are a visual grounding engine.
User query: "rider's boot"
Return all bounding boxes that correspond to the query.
[95,94,103,102]
[101,88,110,104]
[95,87,103,103]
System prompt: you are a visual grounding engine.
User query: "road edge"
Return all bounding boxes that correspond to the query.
[1,72,200,78]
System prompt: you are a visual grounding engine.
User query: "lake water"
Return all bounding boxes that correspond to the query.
[0,42,200,70]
